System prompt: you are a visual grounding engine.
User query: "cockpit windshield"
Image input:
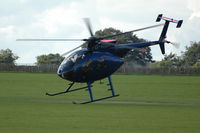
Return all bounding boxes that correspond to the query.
[61,51,85,66]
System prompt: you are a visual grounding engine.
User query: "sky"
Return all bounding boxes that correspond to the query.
[0,0,200,64]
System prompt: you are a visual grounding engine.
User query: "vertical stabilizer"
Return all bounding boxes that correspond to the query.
[156,14,183,54]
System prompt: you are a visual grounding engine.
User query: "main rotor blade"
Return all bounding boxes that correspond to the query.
[83,18,94,37]
[100,23,165,40]
[61,44,84,56]
[16,39,85,41]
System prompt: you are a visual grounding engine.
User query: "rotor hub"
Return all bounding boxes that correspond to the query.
[87,36,99,49]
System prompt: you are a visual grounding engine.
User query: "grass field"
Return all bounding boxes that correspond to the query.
[0,72,200,133]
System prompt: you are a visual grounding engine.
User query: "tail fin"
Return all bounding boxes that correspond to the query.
[156,14,183,54]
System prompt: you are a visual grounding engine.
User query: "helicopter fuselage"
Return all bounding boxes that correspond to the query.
[57,41,160,83]
[17,15,183,104]
[57,48,123,82]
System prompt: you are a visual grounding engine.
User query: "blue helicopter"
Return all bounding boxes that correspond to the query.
[17,14,183,104]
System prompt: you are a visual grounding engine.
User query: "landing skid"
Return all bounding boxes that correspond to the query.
[46,82,89,96]
[46,76,119,104]
[80,94,119,104]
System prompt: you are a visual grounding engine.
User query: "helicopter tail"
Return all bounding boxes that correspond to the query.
[156,14,183,54]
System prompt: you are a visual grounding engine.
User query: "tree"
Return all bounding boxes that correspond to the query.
[193,62,200,68]
[95,28,153,66]
[36,53,64,65]
[182,41,200,66]
[163,53,183,67]
[95,27,146,44]
[151,53,183,68]
[124,47,152,66]
[0,49,19,64]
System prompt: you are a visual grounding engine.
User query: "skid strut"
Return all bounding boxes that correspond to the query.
[46,82,90,96]
[46,76,119,104]
[81,76,119,104]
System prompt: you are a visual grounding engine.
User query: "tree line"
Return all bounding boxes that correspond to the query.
[151,41,200,68]
[0,28,200,68]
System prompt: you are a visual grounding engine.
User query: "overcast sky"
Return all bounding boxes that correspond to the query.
[0,0,199,64]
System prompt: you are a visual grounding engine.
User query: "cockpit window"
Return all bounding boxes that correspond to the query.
[61,52,85,66]
[71,54,78,62]
[61,57,69,65]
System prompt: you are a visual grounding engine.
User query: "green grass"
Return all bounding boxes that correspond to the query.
[0,72,200,133]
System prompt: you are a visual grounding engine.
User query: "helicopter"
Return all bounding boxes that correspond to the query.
[17,14,183,104]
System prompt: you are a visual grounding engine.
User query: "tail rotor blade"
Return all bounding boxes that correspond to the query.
[166,40,180,49]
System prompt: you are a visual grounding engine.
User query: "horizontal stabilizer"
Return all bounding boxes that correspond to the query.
[156,14,183,28]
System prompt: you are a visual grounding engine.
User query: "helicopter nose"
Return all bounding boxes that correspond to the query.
[57,66,63,77]
[57,65,74,79]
